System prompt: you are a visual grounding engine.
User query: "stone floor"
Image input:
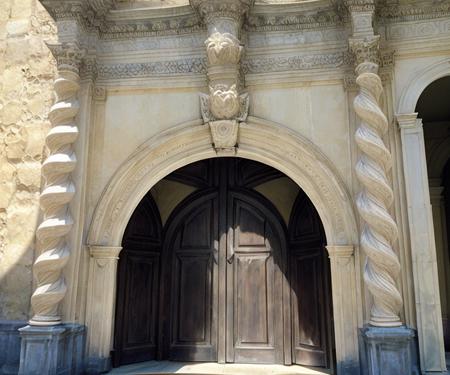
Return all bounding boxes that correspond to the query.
[107,361,332,375]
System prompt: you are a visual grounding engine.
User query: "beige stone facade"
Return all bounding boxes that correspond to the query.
[0,0,450,374]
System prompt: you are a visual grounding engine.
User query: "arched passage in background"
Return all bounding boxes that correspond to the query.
[112,158,335,371]
[417,77,450,351]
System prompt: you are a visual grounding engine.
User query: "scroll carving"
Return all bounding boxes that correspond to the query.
[29,43,85,326]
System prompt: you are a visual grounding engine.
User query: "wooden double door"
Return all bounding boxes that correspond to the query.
[113,158,333,368]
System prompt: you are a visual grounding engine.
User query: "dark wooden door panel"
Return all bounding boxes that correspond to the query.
[113,192,162,367]
[227,193,285,364]
[291,250,328,366]
[164,193,219,362]
[288,191,333,369]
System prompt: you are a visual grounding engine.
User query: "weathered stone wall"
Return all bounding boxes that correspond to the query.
[0,0,55,320]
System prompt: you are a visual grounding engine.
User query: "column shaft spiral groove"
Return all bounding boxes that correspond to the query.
[354,69,403,327]
[29,70,80,326]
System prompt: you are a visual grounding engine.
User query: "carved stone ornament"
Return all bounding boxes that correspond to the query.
[210,84,240,119]
[349,35,380,71]
[46,42,86,74]
[209,120,239,155]
[344,0,375,13]
[205,32,243,65]
[190,0,254,26]
[200,87,249,123]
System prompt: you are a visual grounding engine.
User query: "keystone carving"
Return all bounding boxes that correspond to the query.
[29,43,85,326]
[209,120,239,155]
[205,32,243,66]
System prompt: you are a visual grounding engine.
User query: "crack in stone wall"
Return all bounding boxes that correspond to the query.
[0,0,56,320]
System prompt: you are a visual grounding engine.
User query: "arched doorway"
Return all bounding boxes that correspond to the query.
[112,158,334,370]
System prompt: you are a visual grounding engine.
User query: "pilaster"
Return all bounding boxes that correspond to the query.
[326,246,360,374]
[85,245,122,374]
[397,113,447,372]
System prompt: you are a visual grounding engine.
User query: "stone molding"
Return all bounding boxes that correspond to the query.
[40,0,450,40]
[88,117,357,250]
[30,43,84,326]
[396,113,421,131]
[95,51,357,80]
[378,1,450,23]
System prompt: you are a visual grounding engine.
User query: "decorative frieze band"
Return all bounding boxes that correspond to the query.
[97,58,208,79]
[96,51,359,80]
[41,0,450,40]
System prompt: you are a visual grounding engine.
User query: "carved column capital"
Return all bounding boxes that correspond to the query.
[396,113,421,131]
[349,35,380,73]
[89,245,122,259]
[190,0,254,34]
[326,245,355,258]
[47,42,86,74]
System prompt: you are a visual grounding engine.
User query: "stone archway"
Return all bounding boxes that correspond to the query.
[85,116,360,374]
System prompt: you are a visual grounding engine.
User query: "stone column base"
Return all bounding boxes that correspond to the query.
[18,323,85,375]
[360,325,419,375]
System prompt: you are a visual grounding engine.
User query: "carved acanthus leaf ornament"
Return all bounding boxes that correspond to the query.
[205,32,243,65]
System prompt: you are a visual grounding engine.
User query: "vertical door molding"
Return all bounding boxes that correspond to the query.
[396,113,446,372]
[326,245,360,374]
[85,245,122,373]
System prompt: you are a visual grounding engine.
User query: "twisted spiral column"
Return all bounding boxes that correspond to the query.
[30,44,84,326]
[352,45,403,327]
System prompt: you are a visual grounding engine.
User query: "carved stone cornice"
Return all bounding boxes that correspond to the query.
[46,42,86,73]
[377,1,450,23]
[246,9,345,32]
